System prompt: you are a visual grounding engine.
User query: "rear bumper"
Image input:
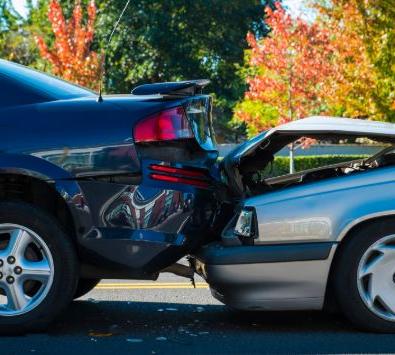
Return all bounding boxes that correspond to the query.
[192,242,337,311]
[79,227,189,279]
[75,177,228,279]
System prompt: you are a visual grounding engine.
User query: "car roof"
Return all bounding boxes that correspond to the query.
[270,116,395,137]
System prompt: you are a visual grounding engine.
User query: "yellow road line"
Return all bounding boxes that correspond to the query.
[98,282,208,286]
[96,286,208,290]
[95,282,208,290]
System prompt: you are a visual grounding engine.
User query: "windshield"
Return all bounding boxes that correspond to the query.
[0,60,96,100]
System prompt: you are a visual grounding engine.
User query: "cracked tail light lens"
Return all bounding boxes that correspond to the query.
[234,209,256,238]
[150,164,207,178]
[134,106,194,143]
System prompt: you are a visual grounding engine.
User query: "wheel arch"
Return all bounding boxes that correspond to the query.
[324,213,395,312]
[0,172,78,239]
[0,154,93,238]
[337,211,395,243]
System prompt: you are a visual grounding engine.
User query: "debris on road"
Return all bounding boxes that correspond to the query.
[126,338,144,343]
[155,336,167,341]
[88,332,113,337]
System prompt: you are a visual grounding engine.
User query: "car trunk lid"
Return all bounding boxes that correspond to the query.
[222,116,395,197]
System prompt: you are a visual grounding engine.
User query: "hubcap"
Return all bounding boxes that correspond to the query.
[0,224,54,316]
[357,234,395,322]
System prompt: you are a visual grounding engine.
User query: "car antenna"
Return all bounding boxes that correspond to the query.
[97,0,132,103]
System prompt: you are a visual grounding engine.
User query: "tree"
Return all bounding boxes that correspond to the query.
[47,0,277,141]
[313,0,390,121]
[356,1,395,119]
[35,0,100,89]
[322,0,395,121]
[234,2,334,171]
[0,0,38,65]
[0,0,18,30]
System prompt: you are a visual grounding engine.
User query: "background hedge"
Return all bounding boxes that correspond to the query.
[262,155,368,177]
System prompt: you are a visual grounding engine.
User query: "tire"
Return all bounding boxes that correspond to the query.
[0,201,78,334]
[334,218,395,333]
[74,278,100,299]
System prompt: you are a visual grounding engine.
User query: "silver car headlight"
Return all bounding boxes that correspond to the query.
[234,208,257,239]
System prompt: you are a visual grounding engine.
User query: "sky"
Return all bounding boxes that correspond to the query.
[283,0,307,17]
[11,0,31,18]
[12,0,310,19]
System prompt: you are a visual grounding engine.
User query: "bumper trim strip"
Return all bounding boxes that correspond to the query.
[195,241,337,265]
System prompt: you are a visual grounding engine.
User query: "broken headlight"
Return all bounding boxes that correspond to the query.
[234,208,257,239]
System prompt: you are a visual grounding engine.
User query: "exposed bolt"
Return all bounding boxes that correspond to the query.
[393,274,395,283]
[14,266,22,275]
[7,256,15,264]
[0,259,3,266]
[6,276,14,284]
[0,272,3,279]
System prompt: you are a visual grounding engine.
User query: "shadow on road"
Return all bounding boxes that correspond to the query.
[50,300,352,336]
[3,301,395,354]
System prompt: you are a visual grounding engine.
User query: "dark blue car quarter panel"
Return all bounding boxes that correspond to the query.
[76,176,219,273]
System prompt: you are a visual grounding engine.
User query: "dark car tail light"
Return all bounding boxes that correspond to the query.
[150,164,207,178]
[134,107,193,143]
[149,164,210,188]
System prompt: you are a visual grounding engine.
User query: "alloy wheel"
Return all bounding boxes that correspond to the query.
[0,224,54,316]
[357,234,395,322]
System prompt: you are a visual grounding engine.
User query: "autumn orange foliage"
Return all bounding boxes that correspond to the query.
[315,1,379,120]
[35,0,100,89]
[235,2,334,136]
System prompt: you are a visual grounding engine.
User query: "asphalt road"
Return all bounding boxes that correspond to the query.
[2,273,395,355]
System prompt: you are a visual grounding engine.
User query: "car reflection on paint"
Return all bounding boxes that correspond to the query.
[103,186,185,229]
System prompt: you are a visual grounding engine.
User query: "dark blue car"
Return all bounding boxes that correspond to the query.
[0,59,231,333]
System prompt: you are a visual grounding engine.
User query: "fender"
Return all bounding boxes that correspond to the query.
[337,210,395,242]
[246,166,395,244]
[0,153,93,235]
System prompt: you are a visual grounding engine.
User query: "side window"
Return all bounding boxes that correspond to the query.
[0,75,44,109]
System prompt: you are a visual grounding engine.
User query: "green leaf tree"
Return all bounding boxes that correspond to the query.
[49,0,277,141]
[0,0,49,66]
[355,0,395,120]
[313,0,395,122]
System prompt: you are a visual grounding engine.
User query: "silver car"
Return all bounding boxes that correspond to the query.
[193,116,395,333]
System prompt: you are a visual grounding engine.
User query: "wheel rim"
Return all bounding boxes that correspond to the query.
[357,234,395,322]
[0,224,54,316]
